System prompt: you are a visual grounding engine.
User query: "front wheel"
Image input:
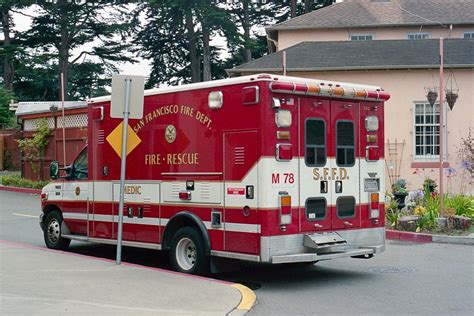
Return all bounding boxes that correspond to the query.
[170,227,209,275]
[44,210,71,250]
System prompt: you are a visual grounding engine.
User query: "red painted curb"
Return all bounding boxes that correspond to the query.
[386,229,433,243]
[0,185,41,195]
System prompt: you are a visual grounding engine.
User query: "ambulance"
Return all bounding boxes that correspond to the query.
[40,74,389,275]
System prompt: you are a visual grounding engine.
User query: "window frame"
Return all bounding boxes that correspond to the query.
[349,34,374,41]
[412,101,447,162]
[69,147,88,179]
[335,120,355,167]
[305,197,327,221]
[304,118,327,167]
[336,196,356,219]
[463,31,474,39]
[406,32,431,40]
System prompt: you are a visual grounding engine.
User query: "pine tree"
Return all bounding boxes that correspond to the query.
[23,0,137,100]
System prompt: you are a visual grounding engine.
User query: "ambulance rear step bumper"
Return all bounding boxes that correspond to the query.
[271,248,375,264]
[303,232,347,250]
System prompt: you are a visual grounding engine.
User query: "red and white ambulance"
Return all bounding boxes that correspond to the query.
[40,74,389,275]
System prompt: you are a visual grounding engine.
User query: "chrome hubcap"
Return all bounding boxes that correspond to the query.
[176,237,196,271]
[47,218,60,243]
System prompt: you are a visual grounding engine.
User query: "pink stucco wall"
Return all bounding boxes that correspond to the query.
[277,25,473,50]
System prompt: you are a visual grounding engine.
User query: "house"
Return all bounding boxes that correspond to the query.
[228,0,474,194]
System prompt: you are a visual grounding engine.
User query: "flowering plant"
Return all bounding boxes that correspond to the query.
[392,179,408,195]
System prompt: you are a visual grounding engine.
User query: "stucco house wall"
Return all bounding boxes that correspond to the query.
[277,25,471,50]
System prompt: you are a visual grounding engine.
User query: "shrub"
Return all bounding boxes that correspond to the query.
[1,174,49,190]
[445,195,474,219]
[385,197,402,229]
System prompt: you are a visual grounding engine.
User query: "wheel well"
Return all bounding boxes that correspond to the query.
[42,204,60,218]
[162,212,211,255]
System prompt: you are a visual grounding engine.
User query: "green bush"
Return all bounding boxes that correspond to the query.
[445,195,474,219]
[385,196,402,229]
[1,174,49,190]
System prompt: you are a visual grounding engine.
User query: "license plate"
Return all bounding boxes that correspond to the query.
[364,178,380,192]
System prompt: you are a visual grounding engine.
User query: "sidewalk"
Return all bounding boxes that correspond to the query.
[0,240,255,315]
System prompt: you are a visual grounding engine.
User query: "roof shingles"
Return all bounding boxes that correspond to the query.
[228,39,474,74]
[268,0,474,30]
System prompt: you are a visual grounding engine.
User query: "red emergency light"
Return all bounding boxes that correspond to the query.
[276,144,292,161]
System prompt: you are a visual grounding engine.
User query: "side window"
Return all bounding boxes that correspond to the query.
[336,196,356,219]
[336,121,355,166]
[305,198,326,221]
[305,119,326,166]
[72,148,88,179]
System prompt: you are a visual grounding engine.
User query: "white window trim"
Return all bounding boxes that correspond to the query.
[407,32,431,39]
[463,31,474,39]
[412,101,447,162]
[349,33,374,41]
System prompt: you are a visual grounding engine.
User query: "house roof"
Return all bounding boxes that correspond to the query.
[227,39,474,76]
[268,0,474,31]
[15,101,87,117]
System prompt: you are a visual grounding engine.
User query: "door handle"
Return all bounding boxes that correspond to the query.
[344,221,353,227]
[335,181,342,193]
[314,223,323,228]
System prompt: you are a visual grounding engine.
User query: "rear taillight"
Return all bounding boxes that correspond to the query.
[369,193,379,218]
[279,192,292,225]
[276,143,292,161]
[366,146,380,161]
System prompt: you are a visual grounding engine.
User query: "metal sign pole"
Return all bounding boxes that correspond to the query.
[116,78,132,265]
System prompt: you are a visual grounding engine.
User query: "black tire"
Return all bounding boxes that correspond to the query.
[43,210,71,250]
[170,227,209,275]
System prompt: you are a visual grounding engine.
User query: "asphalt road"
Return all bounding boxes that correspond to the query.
[1,190,473,315]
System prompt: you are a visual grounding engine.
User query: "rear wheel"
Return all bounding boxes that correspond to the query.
[44,210,71,250]
[170,227,209,275]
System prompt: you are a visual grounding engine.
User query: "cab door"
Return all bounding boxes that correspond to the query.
[330,100,361,229]
[298,97,332,232]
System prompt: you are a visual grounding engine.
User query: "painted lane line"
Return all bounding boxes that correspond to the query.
[12,213,38,218]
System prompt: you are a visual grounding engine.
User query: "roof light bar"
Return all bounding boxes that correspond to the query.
[270,81,390,101]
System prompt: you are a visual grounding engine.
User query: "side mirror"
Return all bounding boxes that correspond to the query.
[50,161,59,179]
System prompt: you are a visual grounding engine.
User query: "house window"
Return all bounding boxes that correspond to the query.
[350,34,373,41]
[413,102,446,161]
[464,32,474,39]
[407,32,431,39]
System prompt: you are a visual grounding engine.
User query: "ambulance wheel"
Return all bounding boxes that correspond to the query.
[170,227,209,275]
[44,210,70,250]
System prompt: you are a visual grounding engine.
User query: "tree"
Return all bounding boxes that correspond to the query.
[0,0,34,91]
[139,0,236,86]
[0,85,15,128]
[23,0,137,100]
[17,118,51,180]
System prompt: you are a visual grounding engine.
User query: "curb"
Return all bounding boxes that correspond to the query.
[386,229,474,245]
[0,185,41,195]
[230,284,257,315]
[1,239,257,314]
